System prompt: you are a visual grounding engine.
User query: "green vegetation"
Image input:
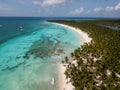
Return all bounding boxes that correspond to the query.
[49,20,120,90]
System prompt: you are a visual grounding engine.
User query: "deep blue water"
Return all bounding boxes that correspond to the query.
[0,17,107,21]
[0,19,51,44]
[0,17,120,21]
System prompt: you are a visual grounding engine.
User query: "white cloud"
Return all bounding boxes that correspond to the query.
[94,7,103,12]
[32,0,41,5]
[86,10,91,14]
[70,8,84,15]
[114,3,120,10]
[92,2,120,13]
[42,0,67,7]
[106,6,114,12]
[32,0,67,7]
[105,2,120,12]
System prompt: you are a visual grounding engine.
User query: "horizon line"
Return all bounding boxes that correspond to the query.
[0,16,120,19]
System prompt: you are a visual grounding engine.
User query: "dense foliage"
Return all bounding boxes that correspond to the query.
[49,20,120,90]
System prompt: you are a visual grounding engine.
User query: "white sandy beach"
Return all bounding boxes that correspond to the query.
[54,23,92,43]
[53,23,92,90]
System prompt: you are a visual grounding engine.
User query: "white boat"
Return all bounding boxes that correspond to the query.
[20,28,24,30]
[20,26,24,30]
[51,77,54,85]
[20,25,23,28]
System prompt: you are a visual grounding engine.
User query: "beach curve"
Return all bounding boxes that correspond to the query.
[52,22,92,90]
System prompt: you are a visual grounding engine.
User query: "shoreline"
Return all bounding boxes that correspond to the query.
[53,22,92,90]
[53,23,92,43]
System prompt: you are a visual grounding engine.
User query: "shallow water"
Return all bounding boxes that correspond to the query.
[0,20,83,90]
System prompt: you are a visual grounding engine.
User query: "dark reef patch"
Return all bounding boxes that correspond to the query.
[1,61,25,71]
[26,37,65,58]
[22,54,30,59]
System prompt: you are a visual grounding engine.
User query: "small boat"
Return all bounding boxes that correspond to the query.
[20,26,24,30]
[20,28,24,31]
[51,77,54,85]
[20,25,23,28]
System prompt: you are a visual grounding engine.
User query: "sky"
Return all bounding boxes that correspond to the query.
[0,0,120,17]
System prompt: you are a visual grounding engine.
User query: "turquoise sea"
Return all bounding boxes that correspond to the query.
[0,18,84,90]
